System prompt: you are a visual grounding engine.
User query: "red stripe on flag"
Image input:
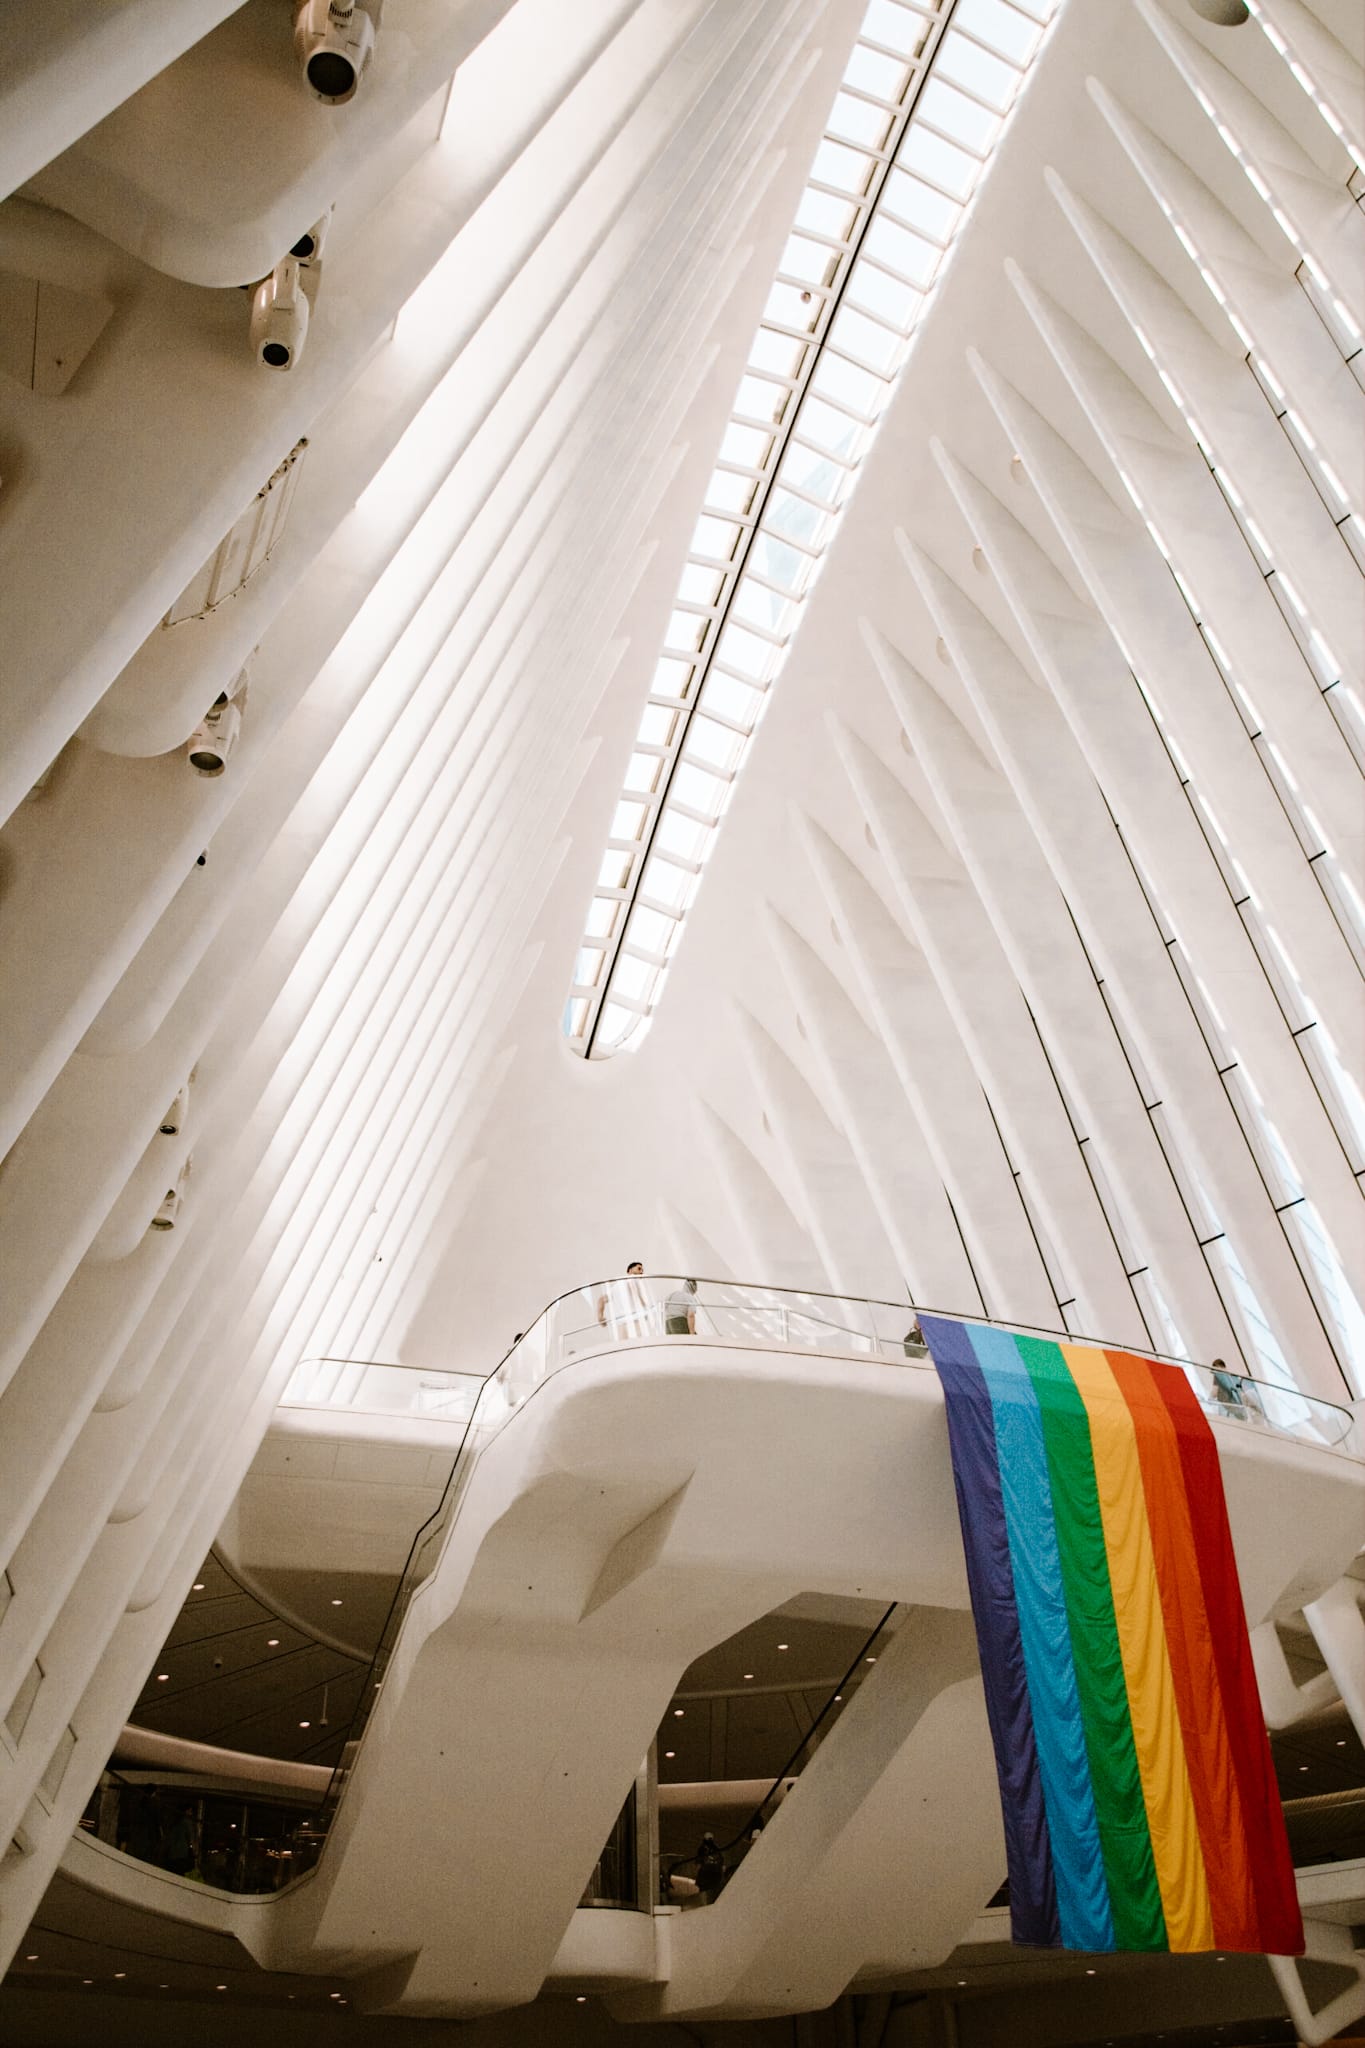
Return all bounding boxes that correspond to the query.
[1151,1367,1304,1956]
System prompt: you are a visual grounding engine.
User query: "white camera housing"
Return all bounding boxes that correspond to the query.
[291,213,330,267]
[159,1082,190,1138]
[187,685,245,776]
[295,1,375,105]
[150,1156,192,1234]
[250,256,309,371]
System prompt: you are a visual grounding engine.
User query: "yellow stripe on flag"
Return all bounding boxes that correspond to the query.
[1062,1345,1214,1951]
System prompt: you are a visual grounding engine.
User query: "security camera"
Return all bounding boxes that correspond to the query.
[159,1082,190,1137]
[187,686,244,775]
[250,255,309,370]
[290,214,330,266]
[150,1157,191,1233]
[295,1,374,105]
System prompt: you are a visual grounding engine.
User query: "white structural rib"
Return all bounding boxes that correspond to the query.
[565,0,1059,1057]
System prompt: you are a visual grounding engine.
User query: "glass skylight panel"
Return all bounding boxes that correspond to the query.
[936,30,1018,109]
[829,91,899,151]
[641,854,697,906]
[954,0,1043,65]
[704,468,760,514]
[845,43,912,100]
[734,374,794,425]
[701,672,765,726]
[566,0,1058,1054]
[637,705,679,746]
[809,139,879,197]
[846,263,924,328]
[864,214,942,286]
[918,77,1002,153]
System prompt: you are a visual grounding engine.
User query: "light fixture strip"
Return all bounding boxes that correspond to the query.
[567,0,1057,1056]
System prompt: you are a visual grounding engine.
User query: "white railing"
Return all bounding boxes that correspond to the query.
[286,1277,1356,1448]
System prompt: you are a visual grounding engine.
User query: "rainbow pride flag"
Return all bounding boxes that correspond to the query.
[921,1314,1303,1956]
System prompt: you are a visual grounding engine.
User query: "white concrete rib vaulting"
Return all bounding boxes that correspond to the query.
[0,0,1362,2029]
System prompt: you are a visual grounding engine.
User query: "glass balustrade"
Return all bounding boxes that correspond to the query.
[280,1356,483,1421]
[77,1768,644,1908]
[279,1282,1354,1451]
[409,1276,1354,1450]
[78,1775,328,1894]
[269,1277,1353,1877]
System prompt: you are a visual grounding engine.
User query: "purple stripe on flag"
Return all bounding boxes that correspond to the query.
[921,1312,1060,1947]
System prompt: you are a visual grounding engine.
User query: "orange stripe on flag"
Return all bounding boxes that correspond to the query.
[1105,1352,1259,1951]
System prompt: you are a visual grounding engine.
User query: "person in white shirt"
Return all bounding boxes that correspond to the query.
[665,1278,699,1335]
[594,1262,652,1340]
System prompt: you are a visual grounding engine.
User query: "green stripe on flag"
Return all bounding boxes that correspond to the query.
[1016,1336,1168,1951]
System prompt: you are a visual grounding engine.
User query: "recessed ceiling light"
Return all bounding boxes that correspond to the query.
[664,1750,675,1758]
[743,1672,754,1680]
[330,1598,343,1606]
[299,1719,311,1728]
[673,1708,684,1717]
[24,1953,37,1961]
[834,1694,842,1701]
[216,1983,227,1990]
[267,1638,280,1647]
[777,1643,788,1651]
[155,1672,169,1682]
[866,1655,876,1663]
[576,1995,587,2003]
[83,1979,93,1985]
[193,1582,205,1591]
[114,1971,126,1979]
[330,1992,342,1999]
[1337,1739,1347,1746]
[1085,1968,1096,1976]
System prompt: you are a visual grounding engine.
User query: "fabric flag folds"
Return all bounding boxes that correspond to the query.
[920,1314,1303,1958]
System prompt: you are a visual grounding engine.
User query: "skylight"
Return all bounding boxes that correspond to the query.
[564,0,1059,1057]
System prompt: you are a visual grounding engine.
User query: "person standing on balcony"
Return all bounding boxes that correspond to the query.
[665,1278,699,1335]
[1211,1358,1248,1418]
[696,1831,725,1903]
[594,1262,652,1340]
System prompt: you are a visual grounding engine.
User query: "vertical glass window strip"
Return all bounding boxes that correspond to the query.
[1245,0,1365,180]
[1282,1199,1365,1398]
[566,0,1059,1055]
[1246,354,1365,570]
[1108,370,1359,1031]
[1298,1022,1365,1175]
[1147,1104,1224,1244]
[1180,61,1362,362]
[1013,1169,1073,1322]
[1078,1137,1145,1279]
[1204,1234,1299,1391]
[1129,1268,1188,1361]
